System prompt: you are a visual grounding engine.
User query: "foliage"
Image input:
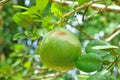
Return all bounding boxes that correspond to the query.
[0,0,120,80]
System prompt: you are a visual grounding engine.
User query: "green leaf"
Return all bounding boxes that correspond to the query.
[13,12,33,28]
[13,32,26,40]
[85,40,110,57]
[76,53,102,72]
[11,44,24,52]
[102,54,116,65]
[77,74,89,80]
[86,40,110,52]
[87,70,111,80]
[51,3,62,17]
[110,76,117,80]
[117,59,120,69]
[105,0,112,5]
[78,0,90,6]
[24,61,31,69]
[22,6,43,22]
[36,28,48,37]
[11,73,24,80]
[0,64,13,77]
[92,45,118,50]
[36,0,49,11]
[23,6,39,15]
[24,29,40,40]
[13,5,28,10]
[114,48,120,54]
[41,15,57,29]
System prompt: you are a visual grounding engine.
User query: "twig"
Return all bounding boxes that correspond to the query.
[82,6,89,21]
[105,25,120,41]
[91,3,120,13]
[57,0,101,24]
[87,2,112,20]
[79,28,96,40]
[0,0,11,6]
[31,71,66,80]
[74,16,96,40]
[50,0,77,6]
[107,55,120,71]
[52,0,120,13]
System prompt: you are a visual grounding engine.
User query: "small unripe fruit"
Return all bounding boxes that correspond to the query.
[40,28,81,70]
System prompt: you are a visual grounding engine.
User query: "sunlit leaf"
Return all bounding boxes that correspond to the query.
[41,15,57,29]
[22,6,39,15]
[36,0,49,11]
[78,0,90,6]
[0,64,13,77]
[13,5,28,10]
[92,45,118,50]
[13,12,33,28]
[24,61,31,69]
[51,2,62,17]
[11,44,24,52]
[11,73,24,80]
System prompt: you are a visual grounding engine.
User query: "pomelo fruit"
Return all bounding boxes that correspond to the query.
[40,28,81,70]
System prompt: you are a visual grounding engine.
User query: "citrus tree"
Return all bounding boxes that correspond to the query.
[0,0,120,80]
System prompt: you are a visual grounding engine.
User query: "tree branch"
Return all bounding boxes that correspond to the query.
[79,28,96,40]
[52,0,120,13]
[0,0,11,6]
[105,25,120,41]
[31,71,66,80]
[57,0,101,24]
[92,3,120,13]
[107,55,120,71]
[87,2,112,20]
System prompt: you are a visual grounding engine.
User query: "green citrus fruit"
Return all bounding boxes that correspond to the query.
[40,28,81,70]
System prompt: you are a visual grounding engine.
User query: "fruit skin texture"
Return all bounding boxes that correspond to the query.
[40,28,81,70]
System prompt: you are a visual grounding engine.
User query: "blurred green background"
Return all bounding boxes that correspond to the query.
[0,0,120,80]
